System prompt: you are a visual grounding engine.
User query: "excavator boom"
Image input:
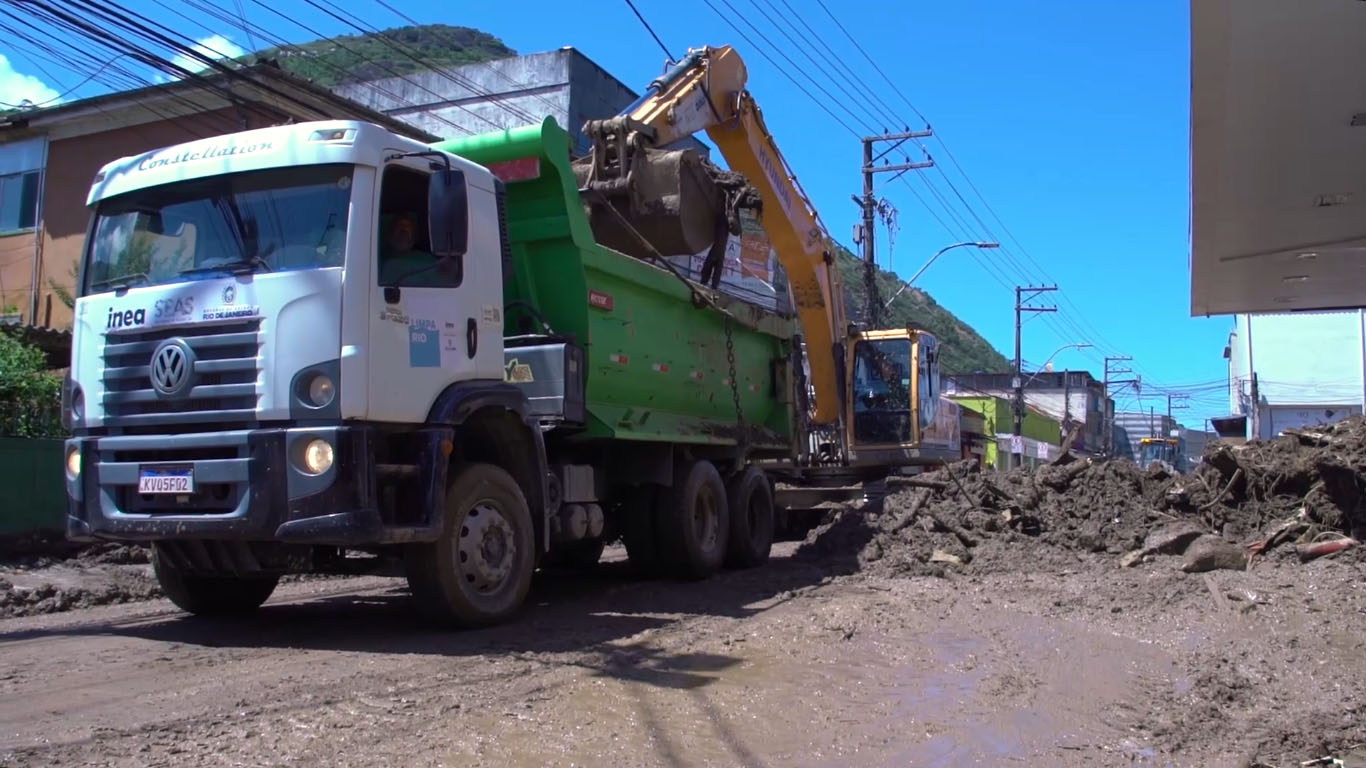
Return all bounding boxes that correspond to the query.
[574,45,847,426]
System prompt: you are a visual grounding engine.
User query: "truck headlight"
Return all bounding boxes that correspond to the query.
[300,438,334,475]
[306,374,335,407]
[66,446,81,478]
[70,387,84,423]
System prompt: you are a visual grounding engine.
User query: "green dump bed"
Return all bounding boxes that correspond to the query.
[435,118,796,452]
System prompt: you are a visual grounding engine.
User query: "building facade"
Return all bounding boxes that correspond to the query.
[334,47,707,158]
[1225,311,1366,438]
[945,370,1111,456]
[0,64,433,330]
[950,395,1061,470]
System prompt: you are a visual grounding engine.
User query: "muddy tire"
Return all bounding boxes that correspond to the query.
[658,460,730,580]
[404,463,535,628]
[618,484,663,577]
[152,547,279,617]
[725,467,775,569]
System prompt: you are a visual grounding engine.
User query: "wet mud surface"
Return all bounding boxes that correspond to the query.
[4,422,1366,766]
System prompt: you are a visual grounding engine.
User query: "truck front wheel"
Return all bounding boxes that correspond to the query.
[405,463,535,627]
[152,547,279,617]
[659,460,730,580]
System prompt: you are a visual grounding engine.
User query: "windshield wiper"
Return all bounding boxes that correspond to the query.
[90,272,149,291]
[179,256,272,277]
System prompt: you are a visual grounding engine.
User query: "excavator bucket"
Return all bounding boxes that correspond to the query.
[572,146,725,259]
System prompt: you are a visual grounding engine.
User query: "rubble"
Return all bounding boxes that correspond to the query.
[797,416,1366,578]
[0,534,157,619]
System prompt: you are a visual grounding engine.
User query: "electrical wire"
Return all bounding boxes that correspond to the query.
[622,0,675,61]
[171,0,480,138]
[0,53,134,108]
[297,0,543,127]
[368,0,569,122]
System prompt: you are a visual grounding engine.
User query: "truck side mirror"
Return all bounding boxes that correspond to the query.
[428,167,468,260]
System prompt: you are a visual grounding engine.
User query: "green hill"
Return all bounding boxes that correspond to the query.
[833,248,1010,374]
[256,24,514,87]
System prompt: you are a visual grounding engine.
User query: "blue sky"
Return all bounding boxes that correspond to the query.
[0,0,1232,426]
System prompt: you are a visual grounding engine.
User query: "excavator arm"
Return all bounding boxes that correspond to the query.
[575,45,848,426]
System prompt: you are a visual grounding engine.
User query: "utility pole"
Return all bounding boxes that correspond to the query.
[1103,356,1134,457]
[1167,392,1189,432]
[853,130,933,328]
[1012,285,1057,468]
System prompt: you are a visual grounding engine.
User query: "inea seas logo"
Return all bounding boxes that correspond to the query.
[106,307,147,329]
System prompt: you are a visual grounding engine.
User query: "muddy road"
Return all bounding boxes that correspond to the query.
[2,536,1363,768]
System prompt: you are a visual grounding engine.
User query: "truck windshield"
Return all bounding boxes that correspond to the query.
[84,163,353,294]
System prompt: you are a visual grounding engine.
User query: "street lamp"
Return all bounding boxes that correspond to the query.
[1010,341,1093,469]
[1021,343,1093,387]
[884,241,1000,309]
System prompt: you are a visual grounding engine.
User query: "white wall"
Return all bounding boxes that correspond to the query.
[1228,311,1366,438]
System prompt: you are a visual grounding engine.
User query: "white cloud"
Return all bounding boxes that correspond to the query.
[0,54,62,108]
[169,35,247,76]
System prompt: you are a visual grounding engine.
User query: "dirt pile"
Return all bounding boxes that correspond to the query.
[0,532,150,569]
[797,417,1366,577]
[0,571,160,618]
[0,534,157,618]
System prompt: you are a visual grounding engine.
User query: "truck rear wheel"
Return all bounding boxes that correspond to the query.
[658,460,729,580]
[405,463,535,627]
[152,546,279,617]
[725,467,775,569]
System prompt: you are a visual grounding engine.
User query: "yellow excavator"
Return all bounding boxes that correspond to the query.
[574,44,959,472]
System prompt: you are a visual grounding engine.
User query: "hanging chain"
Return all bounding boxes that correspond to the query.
[725,315,747,469]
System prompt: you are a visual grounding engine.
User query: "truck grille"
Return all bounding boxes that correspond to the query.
[97,431,253,515]
[101,320,262,429]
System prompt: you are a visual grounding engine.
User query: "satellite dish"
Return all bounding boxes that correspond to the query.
[1043,362,1054,372]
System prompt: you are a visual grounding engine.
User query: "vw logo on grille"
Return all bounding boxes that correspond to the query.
[149,339,195,398]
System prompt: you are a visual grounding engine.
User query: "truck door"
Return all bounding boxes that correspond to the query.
[367,158,496,423]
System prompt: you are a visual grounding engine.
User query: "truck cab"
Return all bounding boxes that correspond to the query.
[64,121,548,624]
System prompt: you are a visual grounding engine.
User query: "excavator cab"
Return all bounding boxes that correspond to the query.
[845,329,942,463]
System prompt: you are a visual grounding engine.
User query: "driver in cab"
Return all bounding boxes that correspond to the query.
[858,357,908,411]
[379,212,443,286]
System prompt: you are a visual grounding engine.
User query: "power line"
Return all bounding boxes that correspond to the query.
[367,0,569,122]
[743,0,888,132]
[622,0,674,61]
[811,0,929,126]
[788,0,1154,372]
[296,0,543,127]
[173,0,480,138]
[705,0,876,135]
[0,50,136,108]
[696,0,861,137]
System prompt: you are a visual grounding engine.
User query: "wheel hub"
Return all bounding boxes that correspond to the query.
[694,488,719,551]
[457,503,516,592]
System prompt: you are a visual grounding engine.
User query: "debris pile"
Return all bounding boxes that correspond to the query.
[798,417,1366,576]
[0,573,160,618]
[0,534,157,619]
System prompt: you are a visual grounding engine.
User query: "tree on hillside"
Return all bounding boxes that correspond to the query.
[255,24,515,87]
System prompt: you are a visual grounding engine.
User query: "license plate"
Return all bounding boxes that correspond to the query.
[138,467,194,495]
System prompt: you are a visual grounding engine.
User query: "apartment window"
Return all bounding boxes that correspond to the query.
[0,171,39,232]
[0,137,44,234]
